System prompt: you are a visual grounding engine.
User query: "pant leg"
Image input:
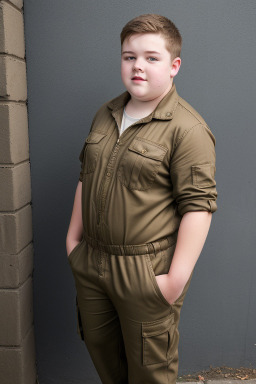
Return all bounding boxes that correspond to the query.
[104,241,194,384]
[68,238,194,384]
[68,240,128,384]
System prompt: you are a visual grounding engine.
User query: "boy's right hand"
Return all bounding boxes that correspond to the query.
[66,181,83,258]
[67,240,81,258]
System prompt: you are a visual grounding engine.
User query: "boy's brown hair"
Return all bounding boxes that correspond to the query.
[120,14,182,60]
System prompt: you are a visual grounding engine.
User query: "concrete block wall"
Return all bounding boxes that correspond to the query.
[0,0,36,383]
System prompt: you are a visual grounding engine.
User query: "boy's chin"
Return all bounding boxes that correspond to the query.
[128,92,162,103]
[129,94,151,102]
[126,89,152,100]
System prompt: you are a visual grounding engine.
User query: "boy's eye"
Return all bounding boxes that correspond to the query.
[124,56,135,61]
[123,56,158,62]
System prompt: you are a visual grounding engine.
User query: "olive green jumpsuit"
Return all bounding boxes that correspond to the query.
[68,83,217,384]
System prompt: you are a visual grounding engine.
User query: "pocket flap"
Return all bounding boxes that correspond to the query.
[128,138,167,161]
[191,163,216,188]
[142,313,174,338]
[85,131,107,144]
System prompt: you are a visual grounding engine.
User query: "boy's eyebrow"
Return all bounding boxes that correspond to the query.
[122,50,161,55]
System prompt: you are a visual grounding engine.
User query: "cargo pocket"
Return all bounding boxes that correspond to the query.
[117,137,168,190]
[144,253,174,309]
[83,131,107,174]
[76,296,84,340]
[142,313,178,365]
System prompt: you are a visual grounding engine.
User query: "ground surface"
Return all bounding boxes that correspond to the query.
[177,366,256,382]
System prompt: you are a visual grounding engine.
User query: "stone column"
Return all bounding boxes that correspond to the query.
[0,1,37,383]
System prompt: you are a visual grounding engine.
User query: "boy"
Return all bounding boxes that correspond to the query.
[66,14,217,384]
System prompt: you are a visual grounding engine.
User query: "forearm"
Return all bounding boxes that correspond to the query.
[66,181,83,255]
[155,211,212,304]
[168,211,212,289]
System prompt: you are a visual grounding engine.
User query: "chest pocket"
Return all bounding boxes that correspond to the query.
[82,131,107,174]
[117,137,168,191]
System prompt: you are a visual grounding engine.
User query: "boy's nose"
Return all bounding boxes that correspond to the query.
[133,59,144,72]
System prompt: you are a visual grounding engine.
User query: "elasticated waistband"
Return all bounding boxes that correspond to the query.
[83,232,177,256]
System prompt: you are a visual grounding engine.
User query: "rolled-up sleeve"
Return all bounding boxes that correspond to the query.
[170,124,217,216]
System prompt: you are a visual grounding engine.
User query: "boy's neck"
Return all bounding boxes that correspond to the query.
[125,80,173,119]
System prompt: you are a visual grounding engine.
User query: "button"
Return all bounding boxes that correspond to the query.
[106,172,111,177]
[166,112,171,117]
[141,149,147,154]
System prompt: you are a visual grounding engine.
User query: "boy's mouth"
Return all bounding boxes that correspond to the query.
[132,76,146,81]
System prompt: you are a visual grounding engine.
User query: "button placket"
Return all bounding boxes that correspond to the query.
[97,142,121,225]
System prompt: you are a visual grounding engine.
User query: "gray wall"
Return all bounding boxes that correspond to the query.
[23,1,256,383]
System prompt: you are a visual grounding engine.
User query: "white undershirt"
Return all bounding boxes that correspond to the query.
[119,107,141,136]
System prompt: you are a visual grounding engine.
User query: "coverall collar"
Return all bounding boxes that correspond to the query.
[107,82,179,126]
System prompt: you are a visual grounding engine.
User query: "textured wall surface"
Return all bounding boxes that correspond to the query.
[0,0,36,383]
[23,1,256,383]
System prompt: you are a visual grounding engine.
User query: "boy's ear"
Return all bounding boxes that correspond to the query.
[170,57,181,78]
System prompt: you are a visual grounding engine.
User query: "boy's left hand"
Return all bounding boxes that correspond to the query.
[155,274,184,305]
[155,211,213,305]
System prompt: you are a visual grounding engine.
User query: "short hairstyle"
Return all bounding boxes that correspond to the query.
[120,14,182,60]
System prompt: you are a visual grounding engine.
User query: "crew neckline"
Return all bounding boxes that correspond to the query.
[123,107,142,121]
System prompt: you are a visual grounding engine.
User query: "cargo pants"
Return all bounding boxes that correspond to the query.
[68,231,194,384]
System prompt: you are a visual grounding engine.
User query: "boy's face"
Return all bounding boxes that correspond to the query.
[121,33,180,103]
